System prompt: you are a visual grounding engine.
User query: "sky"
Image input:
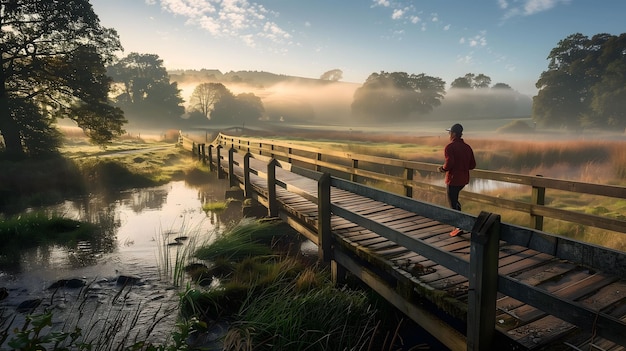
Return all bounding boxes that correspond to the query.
[90,0,625,96]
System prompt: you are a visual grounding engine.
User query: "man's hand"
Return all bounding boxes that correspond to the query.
[437,166,445,173]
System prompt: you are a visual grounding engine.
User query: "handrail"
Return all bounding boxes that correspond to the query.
[230,149,626,350]
[213,132,626,239]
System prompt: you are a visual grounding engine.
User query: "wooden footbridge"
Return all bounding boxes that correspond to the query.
[181,132,626,351]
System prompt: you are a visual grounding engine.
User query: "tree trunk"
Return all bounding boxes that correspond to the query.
[0,93,24,159]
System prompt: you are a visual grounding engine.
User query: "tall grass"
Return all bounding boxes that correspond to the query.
[179,218,426,350]
[156,222,216,287]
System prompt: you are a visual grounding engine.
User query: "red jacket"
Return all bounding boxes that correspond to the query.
[443,137,476,186]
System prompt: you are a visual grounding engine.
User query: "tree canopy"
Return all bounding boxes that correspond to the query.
[450,73,492,89]
[351,72,446,122]
[320,69,343,81]
[1,0,126,158]
[187,82,264,125]
[533,32,626,130]
[107,53,184,127]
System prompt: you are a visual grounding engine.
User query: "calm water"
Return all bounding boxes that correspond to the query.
[0,174,241,347]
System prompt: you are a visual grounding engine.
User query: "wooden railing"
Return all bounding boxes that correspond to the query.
[226,145,626,350]
[206,132,626,238]
[179,130,626,350]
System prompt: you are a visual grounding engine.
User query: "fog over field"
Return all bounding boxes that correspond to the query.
[173,72,533,134]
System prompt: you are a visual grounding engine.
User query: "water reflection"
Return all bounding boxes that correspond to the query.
[0,173,243,347]
[1,172,241,278]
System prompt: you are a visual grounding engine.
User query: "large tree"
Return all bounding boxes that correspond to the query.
[107,53,184,126]
[533,33,626,130]
[188,82,231,120]
[351,72,446,122]
[1,0,126,158]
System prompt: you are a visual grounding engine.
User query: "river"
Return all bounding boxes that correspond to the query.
[0,174,241,348]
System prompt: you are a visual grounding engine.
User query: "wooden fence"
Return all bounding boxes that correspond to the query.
[203,132,626,236]
[179,131,626,350]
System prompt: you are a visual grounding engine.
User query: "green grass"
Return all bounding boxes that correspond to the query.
[202,200,229,212]
[181,218,422,350]
[0,212,96,249]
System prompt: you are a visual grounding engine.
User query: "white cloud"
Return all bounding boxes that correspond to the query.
[154,0,289,47]
[502,0,571,19]
[372,0,391,7]
[461,31,487,48]
[443,24,450,31]
[457,54,474,64]
[410,15,420,24]
[392,9,404,20]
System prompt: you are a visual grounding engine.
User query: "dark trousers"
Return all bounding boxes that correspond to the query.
[446,185,464,211]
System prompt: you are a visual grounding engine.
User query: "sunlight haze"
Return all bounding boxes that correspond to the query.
[91,0,625,96]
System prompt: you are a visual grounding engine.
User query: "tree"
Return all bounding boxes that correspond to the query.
[1,0,125,158]
[107,53,184,126]
[450,73,491,89]
[320,69,343,81]
[188,83,231,120]
[351,72,446,122]
[533,33,626,130]
[492,83,512,90]
[211,92,265,125]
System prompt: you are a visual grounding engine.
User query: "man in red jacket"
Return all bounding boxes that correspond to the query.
[437,123,476,236]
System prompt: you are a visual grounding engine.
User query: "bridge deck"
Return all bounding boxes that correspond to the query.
[219,151,626,351]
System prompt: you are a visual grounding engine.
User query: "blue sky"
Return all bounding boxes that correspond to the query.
[91,0,625,96]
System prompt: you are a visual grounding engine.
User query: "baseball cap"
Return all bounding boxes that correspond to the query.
[446,123,463,134]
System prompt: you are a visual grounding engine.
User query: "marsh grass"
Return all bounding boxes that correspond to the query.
[156,222,216,287]
[0,212,97,266]
[194,218,280,262]
[202,200,230,212]
[179,218,425,350]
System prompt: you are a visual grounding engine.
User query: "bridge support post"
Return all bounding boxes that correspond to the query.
[201,144,206,164]
[208,145,214,171]
[467,211,501,351]
[244,153,252,198]
[318,173,332,263]
[216,145,224,179]
[228,147,237,187]
[267,159,278,217]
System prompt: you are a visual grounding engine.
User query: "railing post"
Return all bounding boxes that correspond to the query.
[316,152,322,172]
[267,158,278,217]
[216,145,224,179]
[201,144,206,164]
[351,159,358,183]
[197,144,203,161]
[531,175,545,230]
[318,173,332,263]
[192,141,196,156]
[467,211,501,351]
[404,167,413,198]
[208,145,214,171]
[229,147,237,187]
[244,153,252,197]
